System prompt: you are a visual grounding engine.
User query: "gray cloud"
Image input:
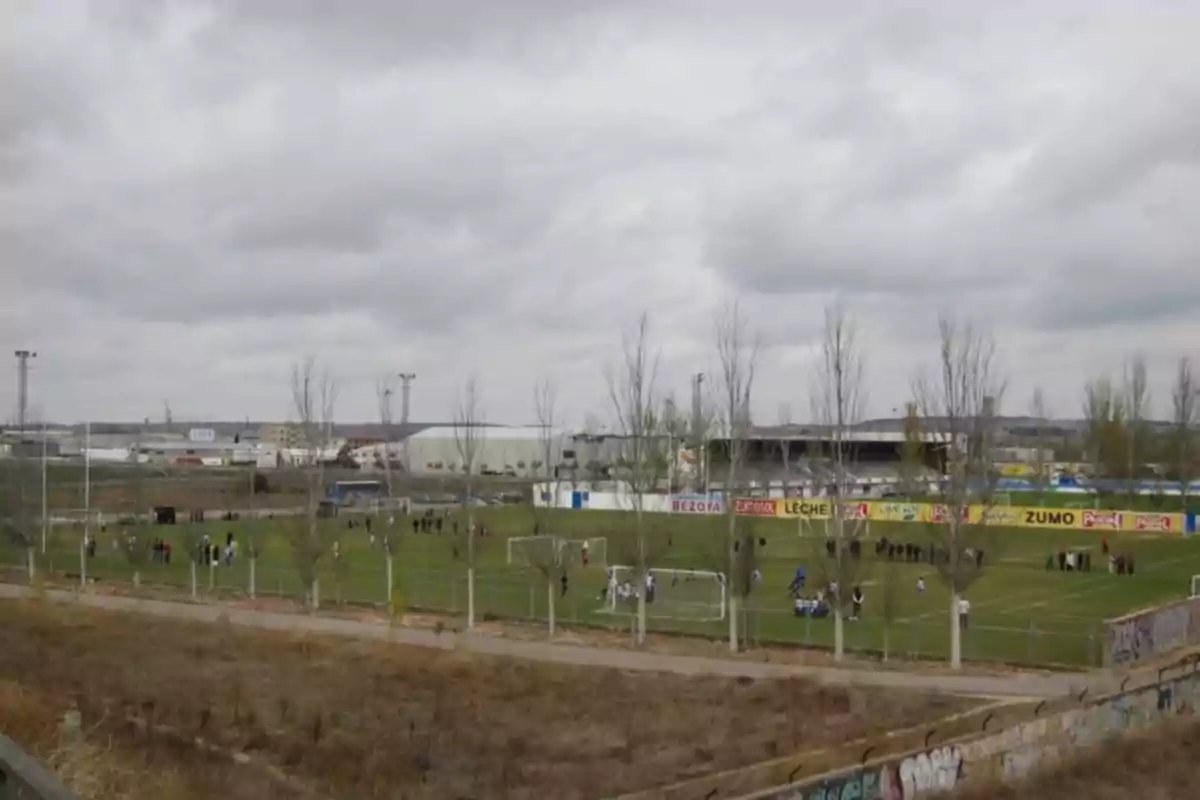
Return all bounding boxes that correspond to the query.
[4,1,1200,425]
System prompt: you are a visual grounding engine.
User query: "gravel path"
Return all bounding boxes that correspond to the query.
[0,583,1110,698]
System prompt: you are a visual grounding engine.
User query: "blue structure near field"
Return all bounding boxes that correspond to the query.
[327,479,387,505]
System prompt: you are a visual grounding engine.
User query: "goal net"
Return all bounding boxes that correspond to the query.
[1191,575,1200,599]
[48,509,105,529]
[557,537,607,568]
[603,566,726,621]
[506,535,559,567]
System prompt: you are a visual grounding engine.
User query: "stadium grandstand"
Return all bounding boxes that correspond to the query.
[703,423,949,498]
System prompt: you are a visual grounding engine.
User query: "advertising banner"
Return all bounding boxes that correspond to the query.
[1079,509,1123,531]
[733,497,779,517]
[670,495,724,514]
[869,501,928,523]
[776,499,870,520]
[1126,512,1181,533]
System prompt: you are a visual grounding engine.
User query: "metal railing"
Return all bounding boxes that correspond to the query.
[0,734,78,800]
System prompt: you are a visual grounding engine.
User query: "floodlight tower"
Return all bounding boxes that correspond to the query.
[14,350,36,435]
[398,372,416,474]
[398,373,416,425]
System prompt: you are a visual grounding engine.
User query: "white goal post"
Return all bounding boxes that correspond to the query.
[47,509,106,528]
[506,535,559,566]
[603,566,726,621]
[1191,575,1200,599]
[557,537,607,567]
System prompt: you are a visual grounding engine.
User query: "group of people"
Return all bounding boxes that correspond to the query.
[789,569,868,621]
[197,533,238,567]
[875,536,986,569]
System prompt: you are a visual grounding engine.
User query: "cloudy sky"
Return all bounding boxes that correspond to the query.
[4,0,1200,427]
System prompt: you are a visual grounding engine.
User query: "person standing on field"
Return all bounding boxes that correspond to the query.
[581,539,590,567]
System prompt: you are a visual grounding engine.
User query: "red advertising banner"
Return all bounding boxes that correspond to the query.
[670,495,724,514]
[734,498,779,517]
[1134,514,1174,532]
[1082,510,1123,530]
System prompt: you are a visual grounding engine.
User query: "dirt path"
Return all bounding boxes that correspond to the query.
[0,583,1110,698]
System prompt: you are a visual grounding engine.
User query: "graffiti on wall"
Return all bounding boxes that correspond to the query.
[1106,595,1200,667]
[787,748,959,800]
[1107,614,1154,666]
[767,670,1200,800]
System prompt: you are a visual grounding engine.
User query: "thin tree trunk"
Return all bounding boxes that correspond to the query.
[949,590,962,669]
[636,590,647,644]
[79,541,87,590]
[385,554,394,612]
[547,580,556,637]
[190,560,198,599]
[27,548,35,582]
[467,566,476,628]
[834,606,844,661]
[313,575,321,611]
[882,627,890,662]
[729,594,739,652]
[249,556,257,599]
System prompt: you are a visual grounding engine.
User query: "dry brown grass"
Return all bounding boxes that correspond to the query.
[954,718,1200,800]
[0,599,972,799]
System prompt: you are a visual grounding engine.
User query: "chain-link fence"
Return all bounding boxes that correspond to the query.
[0,537,1104,668]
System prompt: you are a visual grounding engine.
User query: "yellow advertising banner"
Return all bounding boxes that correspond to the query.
[733,497,1184,534]
[775,499,871,520]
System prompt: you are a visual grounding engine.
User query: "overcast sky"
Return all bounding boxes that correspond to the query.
[4,1,1200,427]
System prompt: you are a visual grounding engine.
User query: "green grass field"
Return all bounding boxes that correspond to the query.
[5,505,1200,668]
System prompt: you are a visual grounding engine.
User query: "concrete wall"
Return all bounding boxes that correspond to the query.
[746,665,1200,799]
[1105,595,1200,667]
[0,733,79,800]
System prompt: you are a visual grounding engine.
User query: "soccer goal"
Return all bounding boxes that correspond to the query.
[557,537,607,568]
[603,566,726,621]
[1190,575,1200,598]
[49,509,105,529]
[506,535,559,567]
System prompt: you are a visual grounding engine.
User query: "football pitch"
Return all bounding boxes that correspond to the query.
[6,506,1200,668]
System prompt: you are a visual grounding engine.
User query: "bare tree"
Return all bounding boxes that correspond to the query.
[0,445,36,580]
[377,377,397,505]
[897,402,926,499]
[1170,357,1196,510]
[810,302,866,662]
[777,403,795,498]
[1083,374,1125,506]
[714,300,760,652]
[532,376,565,635]
[452,376,486,630]
[375,376,404,610]
[123,419,152,589]
[1122,354,1150,505]
[1029,388,1052,505]
[287,357,339,611]
[606,313,672,645]
[913,315,1006,670]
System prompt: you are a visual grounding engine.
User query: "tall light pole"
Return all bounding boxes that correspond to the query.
[692,372,707,493]
[398,373,415,475]
[14,350,36,435]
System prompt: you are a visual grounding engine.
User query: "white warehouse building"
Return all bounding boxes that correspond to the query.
[400,425,567,478]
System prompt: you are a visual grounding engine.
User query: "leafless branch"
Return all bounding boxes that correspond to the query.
[1170,357,1196,505]
[286,356,340,610]
[605,313,671,644]
[809,301,868,661]
[911,314,1006,669]
[452,375,486,627]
